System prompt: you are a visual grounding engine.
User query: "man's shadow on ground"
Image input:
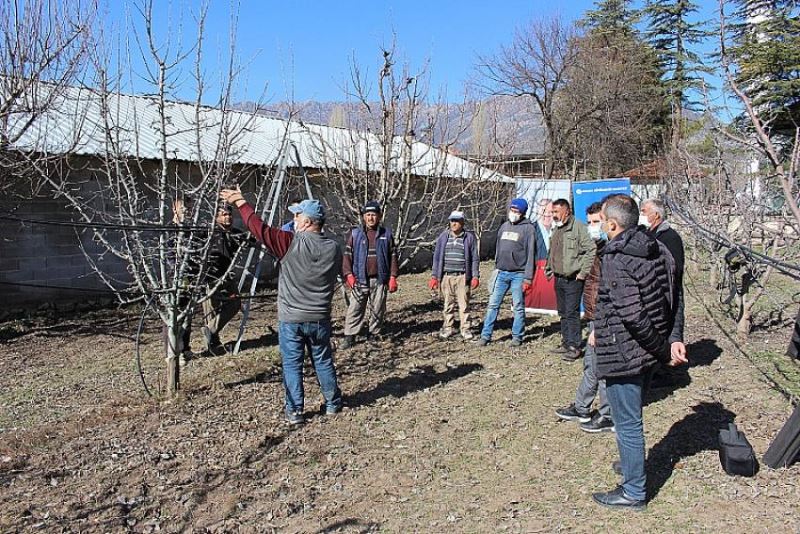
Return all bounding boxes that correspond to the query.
[346,363,483,409]
[645,338,724,405]
[646,401,736,500]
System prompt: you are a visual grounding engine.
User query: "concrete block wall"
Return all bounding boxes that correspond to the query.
[1,195,129,308]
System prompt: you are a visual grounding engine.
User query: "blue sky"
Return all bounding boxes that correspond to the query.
[104,0,726,107]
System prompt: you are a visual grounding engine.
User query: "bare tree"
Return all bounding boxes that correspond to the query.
[666,2,800,337]
[303,44,511,267]
[29,0,274,395]
[0,0,94,195]
[709,0,800,336]
[477,16,578,178]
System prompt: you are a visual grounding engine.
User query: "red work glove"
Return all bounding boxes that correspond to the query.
[522,280,532,294]
[470,278,480,289]
[345,274,357,289]
[428,278,439,290]
[388,276,398,293]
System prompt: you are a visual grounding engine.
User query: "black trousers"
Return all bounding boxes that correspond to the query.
[555,275,584,348]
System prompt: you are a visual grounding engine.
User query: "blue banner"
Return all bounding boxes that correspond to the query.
[571,178,631,223]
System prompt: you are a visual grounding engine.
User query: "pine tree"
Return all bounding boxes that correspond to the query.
[582,0,640,36]
[727,0,800,133]
[644,0,710,146]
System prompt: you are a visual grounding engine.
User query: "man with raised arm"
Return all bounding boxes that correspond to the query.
[220,188,342,425]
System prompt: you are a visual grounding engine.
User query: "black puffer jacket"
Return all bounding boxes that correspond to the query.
[595,227,675,379]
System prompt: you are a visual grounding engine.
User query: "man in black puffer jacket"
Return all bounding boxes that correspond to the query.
[591,194,688,511]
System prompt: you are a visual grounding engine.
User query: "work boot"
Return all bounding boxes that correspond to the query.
[561,346,583,362]
[285,411,304,425]
[202,327,225,355]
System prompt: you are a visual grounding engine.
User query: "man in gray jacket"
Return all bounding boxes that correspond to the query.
[477,198,537,347]
[221,189,343,425]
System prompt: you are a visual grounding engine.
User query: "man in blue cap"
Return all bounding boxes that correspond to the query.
[477,198,537,347]
[220,189,343,425]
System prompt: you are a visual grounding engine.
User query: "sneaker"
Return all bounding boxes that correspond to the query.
[509,338,523,347]
[438,328,454,339]
[285,411,304,425]
[325,404,342,416]
[555,404,591,423]
[475,337,490,347]
[580,414,615,433]
[552,344,571,354]
[338,335,354,349]
[461,331,474,340]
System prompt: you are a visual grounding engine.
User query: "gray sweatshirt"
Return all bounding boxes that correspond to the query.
[494,218,537,281]
[238,202,342,323]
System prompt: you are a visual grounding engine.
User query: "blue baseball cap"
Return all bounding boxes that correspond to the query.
[289,199,325,221]
[509,198,529,215]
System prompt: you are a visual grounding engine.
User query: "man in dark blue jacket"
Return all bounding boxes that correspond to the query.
[592,194,687,510]
[340,201,399,349]
[429,210,480,340]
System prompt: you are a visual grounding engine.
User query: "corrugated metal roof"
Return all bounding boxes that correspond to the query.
[9,85,513,182]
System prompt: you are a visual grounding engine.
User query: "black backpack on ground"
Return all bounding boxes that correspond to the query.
[719,422,758,477]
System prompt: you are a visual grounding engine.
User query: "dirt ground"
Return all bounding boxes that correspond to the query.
[1,264,799,533]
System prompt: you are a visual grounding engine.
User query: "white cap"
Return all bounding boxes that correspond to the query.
[448,210,465,221]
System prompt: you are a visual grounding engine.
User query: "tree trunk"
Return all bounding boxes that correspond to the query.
[737,293,753,339]
[165,314,181,397]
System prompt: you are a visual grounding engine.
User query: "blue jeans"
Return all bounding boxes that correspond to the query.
[605,374,646,501]
[481,270,525,341]
[278,320,342,415]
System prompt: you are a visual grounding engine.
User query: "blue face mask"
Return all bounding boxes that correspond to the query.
[588,224,607,242]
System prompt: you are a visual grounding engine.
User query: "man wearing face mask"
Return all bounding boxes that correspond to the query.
[220,189,343,425]
[555,202,614,433]
[640,199,687,384]
[340,201,399,349]
[477,198,537,347]
[546,199,596,360]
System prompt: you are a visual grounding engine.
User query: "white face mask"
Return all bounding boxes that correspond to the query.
[508,211,521,223]
[638,214,650,228]
[588,224,606,241]
[552,219,564,229]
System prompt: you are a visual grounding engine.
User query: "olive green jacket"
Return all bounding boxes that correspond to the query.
[545,215,596,279]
